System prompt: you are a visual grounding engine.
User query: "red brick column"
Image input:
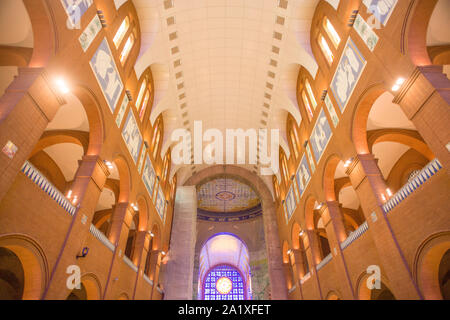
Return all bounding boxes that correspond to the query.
[305,229,323,299]
[347,154,423,299]
[0,68,63,202]
[394,66,450,170]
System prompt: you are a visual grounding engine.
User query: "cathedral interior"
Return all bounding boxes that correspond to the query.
[0,0,449,301]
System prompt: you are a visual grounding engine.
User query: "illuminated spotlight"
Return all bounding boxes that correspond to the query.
[104,160,114,170]
[381,194,386,202]
[392,78,405,92]
[299,230,305,237]
[66,190,72,199]
[315,202,323,210]
[161,251,166,256]
[343,158,354,168]
[287,249,292,255]
[131,203,139,211]
[72,195,78,205]
[55,78,70,94]
[386,188,393,197]
[149,232,155,237]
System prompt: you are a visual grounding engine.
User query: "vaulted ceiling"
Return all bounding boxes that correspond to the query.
[132,0,326,183]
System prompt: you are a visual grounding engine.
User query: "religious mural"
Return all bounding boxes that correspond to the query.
[330,37,366,113]
[363,0,398,26]
[90,39,124,113]
[285,186,296,221]
[197,178,260,213]
[142,155,156,198]
[79,14,102,52]
[296,155,312,198]
[121,110,143,164]
[60,0,93,28]
[353,14,379,51]
[155,185,166,222]
[116,94,129,128]
[310,109,333,163]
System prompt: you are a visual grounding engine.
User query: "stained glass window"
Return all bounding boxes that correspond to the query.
[203,265,245,300]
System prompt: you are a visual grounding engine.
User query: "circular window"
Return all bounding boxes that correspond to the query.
[216,277,233,294]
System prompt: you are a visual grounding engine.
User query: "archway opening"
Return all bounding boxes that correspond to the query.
[0,247,25,300]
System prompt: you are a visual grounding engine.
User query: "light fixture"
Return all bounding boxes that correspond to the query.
[392,78,405,92]
[315,202,323,210]
[287,249,292,255]
[149,232,155,237]
[54,78,70,94]
[66,190,72,199]
[161,251,166,256]
[72,195,78,205]
[104,160,114,170]
[381,194,386,202]
[386,188,393,197]
[343,158,354,168]
[299,230,305,237]
[131,203,139,211]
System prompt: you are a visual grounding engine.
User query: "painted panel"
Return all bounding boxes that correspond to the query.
[142,155,156,197]
[296,155,312,198]
[155,185,166,222]
[330,37,366,113]
[79,14,102,52]
[305,144,315,173]
[310,109,333,163]
[285,186,296,221]
[137,143,147,174]
[363,0,398,26]
[353,14,379,51]
[90,39,124,113]
[324,94,339,128]
[116,94,129,127]
[121,110,142,163]
[60,0,93,27]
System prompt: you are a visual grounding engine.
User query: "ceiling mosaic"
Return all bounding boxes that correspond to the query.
[197,177,260,213]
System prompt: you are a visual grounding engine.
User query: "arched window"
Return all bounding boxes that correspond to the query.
[302,90,314,121]
[139,90,150,120]
[113,16,130,49]
[323,17,340,48]
[152,124,161,160]
[163,155,170,182]
[281,154,289,184]
[120,32,135,64]
[203,265,245,300]
[305,79,317,110]
[290,130,299,159]
[135,79,147,111]
[318,33,334,65]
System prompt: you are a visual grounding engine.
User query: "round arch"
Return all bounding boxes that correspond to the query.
[0,234,49,300]
[413,231,450,300]
[184,165,287,300]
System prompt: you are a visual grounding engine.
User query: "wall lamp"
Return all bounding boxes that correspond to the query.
[54,78,70,94]
[343,157,354,168]
[299,230,305,237]
[392,78,405,92]
[104,160,114,170]
[148,231,155,237]
[76,247,89,259]
[131,203,139,211]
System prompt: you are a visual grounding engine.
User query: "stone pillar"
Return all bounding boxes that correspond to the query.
[322,202,356,299]
[163,186,197,300]
[0,68,63,202]
[291,249,305,299]
[262,200,288,299]
[347,154,423,299]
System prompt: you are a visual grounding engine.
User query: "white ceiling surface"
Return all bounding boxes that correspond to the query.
[0,0,34,48]
[46,93,90,132]
[199,233,250,281]
[426,0,450,46]
[132,0,323,182]
[367,92,415,131]
[44,143,84,181]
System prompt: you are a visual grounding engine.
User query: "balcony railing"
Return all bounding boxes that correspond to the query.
[143,274,153,286]
[340,221,369,250]
[316,253,332,271]
[300,272,311,284]
[89,224,115,252]
[382,158,442,214]
[21,160,76,216]
[123,255,138,273]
